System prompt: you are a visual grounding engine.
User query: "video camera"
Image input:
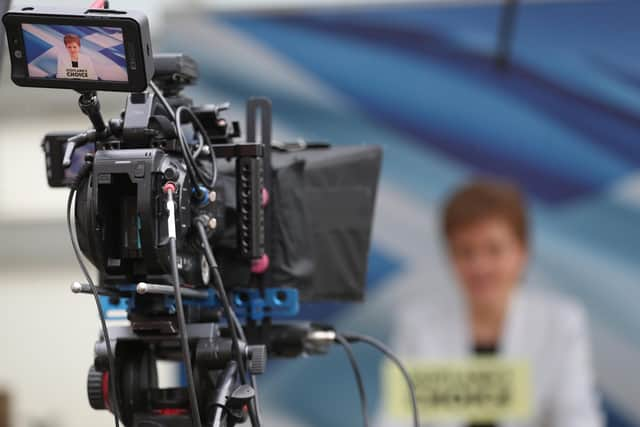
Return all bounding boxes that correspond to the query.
[3,5,383,427]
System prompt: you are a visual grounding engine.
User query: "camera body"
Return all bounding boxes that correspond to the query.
[72,92,235,291]
[75,148,219,287]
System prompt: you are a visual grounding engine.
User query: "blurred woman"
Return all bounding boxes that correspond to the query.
[386,179,603,427]
[56,33,97,80]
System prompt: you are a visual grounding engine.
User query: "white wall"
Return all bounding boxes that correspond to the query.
[0,51,126,425]
[0,267,115,427]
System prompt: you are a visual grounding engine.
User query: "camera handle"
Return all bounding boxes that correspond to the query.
[79,91,107,134]
[62,91,111,167]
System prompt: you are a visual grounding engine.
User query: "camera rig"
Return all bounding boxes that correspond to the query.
[61,52,383,427]
[3,5,422,427]
[68,75,272,426]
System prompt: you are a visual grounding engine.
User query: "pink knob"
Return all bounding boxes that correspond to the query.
[162,182,176,193]
[251,254,270,274]
[261,188,269,207]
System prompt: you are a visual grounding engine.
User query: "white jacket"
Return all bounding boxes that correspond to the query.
[380,286,604,427]
[56,53,98,80]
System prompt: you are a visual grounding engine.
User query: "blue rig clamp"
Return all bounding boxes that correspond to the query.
[99,285,300,323]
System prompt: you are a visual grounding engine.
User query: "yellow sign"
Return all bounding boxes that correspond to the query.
[383,357,532,423]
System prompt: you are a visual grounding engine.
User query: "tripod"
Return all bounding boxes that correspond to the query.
[87,321,266,427]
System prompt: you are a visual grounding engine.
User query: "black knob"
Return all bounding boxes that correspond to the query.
[87,365,107,410]
[229,384,255,407]
[227,384,255,424]
[164,167,178,181]
[247,345,267,375]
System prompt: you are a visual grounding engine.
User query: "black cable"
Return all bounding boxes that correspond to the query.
[228,309,263,426]
[211,361,238,427]
[204,255,262,427]
[193,132,205,159]
[195,221,263,427]
[195,222,248,381]
[166,189,203,427]
[148,82,204,196]
[335,333,369,427]
[211,410,224,427]
[212,268,247,380]
[176,121,206,197]
[66,188,121,427]
[176,105,218,188]
[343,333,420,427]
[149,81,176,120]
[149,82,217,196]
[247,377,261,427]
[227,307,263,425]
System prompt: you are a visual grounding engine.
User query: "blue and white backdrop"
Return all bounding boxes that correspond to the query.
[158,1,639,425]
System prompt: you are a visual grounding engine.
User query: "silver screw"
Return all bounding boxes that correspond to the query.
[137,282,149,294]
[70,282,83,293]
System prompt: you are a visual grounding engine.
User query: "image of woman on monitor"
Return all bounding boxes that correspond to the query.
[56,33,97,80]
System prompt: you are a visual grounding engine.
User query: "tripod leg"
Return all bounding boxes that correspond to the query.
[211,361,238,427]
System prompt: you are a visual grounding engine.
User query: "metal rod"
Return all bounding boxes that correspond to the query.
[136,282,209,299]
[70,281,119,297]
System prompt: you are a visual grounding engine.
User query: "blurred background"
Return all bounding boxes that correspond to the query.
[0,0,638,426]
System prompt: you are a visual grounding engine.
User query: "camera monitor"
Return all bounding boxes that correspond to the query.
[2,7,154,92]
[0,0,8,64]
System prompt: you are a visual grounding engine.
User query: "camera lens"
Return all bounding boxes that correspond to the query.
[14,50,23,59]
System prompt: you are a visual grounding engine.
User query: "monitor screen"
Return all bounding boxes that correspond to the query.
[21,23,128,82]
